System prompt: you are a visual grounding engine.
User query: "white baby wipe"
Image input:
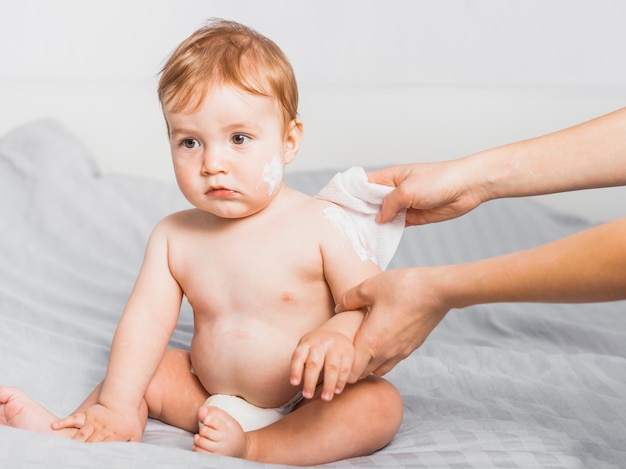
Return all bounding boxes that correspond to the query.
[315,166,406,270]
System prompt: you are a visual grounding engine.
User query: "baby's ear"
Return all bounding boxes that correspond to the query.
[283,119,303,165]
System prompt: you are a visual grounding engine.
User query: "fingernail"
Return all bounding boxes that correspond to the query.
[334,304,343,313]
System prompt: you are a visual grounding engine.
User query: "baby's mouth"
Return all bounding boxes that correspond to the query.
[205,186,237,197]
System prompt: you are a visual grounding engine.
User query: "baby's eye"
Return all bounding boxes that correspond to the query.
[180,138,200,149]
[232,134,250,145]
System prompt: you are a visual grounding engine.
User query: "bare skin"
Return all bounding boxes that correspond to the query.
[0,387,75,438]
[338,106,626,380]
[371,107,626,226]
[0,85,404,465]
[0,352,402,464]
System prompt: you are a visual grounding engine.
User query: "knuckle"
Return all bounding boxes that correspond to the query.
[324,361,339,373]
[307,355,322,367]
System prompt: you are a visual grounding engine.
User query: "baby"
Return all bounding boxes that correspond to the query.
[0,19,403,465]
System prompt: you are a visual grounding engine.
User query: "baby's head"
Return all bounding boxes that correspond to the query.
[158,19,303,220]
[158,18,298,134]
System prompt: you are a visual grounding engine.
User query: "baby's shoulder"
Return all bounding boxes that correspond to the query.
[151,208,209,235]
[158,208,198,225]
[290,192,346,226]
[284,187,334,211]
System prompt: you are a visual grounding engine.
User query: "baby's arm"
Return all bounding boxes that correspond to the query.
[55,219,184,441]
[291,214,382,401]
[291,309,364,401]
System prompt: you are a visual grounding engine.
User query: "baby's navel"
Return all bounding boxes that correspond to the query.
[281,291,294,301]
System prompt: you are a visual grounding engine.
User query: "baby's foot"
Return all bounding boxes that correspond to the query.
[0,386,75,438]
[193,405,248,458]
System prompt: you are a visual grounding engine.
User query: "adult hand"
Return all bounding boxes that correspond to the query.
[337,267,451,381]
[368,162,487,226]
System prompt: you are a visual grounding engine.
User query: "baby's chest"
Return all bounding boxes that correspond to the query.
[172,236,327,309]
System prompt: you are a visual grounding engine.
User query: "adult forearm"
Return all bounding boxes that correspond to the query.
[444,218,626,308]
[466,107,626,201]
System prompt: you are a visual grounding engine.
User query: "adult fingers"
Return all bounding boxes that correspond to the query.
[335,282,369,314]
[377,188,411,223]
[371,357,403,378]
[347,338,374,383]
[365,168,397,186]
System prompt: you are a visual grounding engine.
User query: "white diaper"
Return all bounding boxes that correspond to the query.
[199,392,303,432]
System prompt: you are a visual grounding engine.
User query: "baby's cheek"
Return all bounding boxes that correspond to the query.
[261,154,284,196]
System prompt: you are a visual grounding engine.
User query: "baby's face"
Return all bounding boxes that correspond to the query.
[164,84,299,219]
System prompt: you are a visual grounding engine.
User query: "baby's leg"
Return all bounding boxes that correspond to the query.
[0,386,77,438]
[52,348,207,439]
[143,348,209,432]
[70,349,206,433]
[193,375,404,465]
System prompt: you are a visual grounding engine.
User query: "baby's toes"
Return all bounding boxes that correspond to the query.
[193,407,247,457]
[192,430,216,453]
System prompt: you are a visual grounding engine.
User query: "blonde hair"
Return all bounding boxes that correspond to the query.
[158,19,298,130]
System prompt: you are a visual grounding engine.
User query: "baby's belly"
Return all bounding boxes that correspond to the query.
[189,321,303,408]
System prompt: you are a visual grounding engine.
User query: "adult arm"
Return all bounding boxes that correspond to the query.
[339,217,626,380]
[373,107,626,225]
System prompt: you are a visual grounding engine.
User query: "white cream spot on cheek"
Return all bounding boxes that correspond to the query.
[263,154,283,196]
[322,205,376,264]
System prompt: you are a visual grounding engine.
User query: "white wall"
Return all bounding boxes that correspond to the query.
[3,0,626,87]
[1,0,625,221]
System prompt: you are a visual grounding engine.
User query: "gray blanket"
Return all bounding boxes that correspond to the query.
[1,120,624,468]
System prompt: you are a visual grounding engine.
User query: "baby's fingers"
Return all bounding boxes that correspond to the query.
[301,348,325,399]
[51,412,86,431]
[291,343,323,399]
[290,343,310,387]
[333,358,352,396]
[72,423,95,442]
[319,349,340,401]
[322,349,352,400]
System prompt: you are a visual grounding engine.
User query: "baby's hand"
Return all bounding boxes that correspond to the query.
[51,403,143,442]
[290,328,355,401]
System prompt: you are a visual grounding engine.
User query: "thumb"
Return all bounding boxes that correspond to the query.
[366,168,395,186]
[377,189,407,224]
[335,283,367,314]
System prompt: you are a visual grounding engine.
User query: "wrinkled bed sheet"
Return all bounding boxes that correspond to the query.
[1,120,625,468]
